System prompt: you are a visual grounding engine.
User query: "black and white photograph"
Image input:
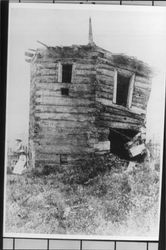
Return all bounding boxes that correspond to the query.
[4,3,166,240]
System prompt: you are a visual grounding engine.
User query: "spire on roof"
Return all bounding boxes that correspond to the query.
[88,17,95,46]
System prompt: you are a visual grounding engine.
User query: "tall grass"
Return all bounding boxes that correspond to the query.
[5,158,160,237]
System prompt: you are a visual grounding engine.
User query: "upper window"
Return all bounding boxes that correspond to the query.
[116,74,130,107]
[113,70,135,108]
[62,64,72,83]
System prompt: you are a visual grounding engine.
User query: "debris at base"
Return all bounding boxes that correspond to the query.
[125,127,147,158]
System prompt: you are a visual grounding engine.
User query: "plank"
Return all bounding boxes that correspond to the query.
[35,144,94,154]
[35,112,95,122]
[94,141,110,151]
[37,119,95,129]
[135,76,151,84]
[96,91,113,100]
[102,105,145,120]
[75,69,96,75]
[135,81,151,90]
[97,120,141,131]
[97,68,115,77]
[97,74,114,83]
[99,113,144,125]
[36,96,94,106]
[36,89,94,99]
[33,75,58,83]
[35,68,58,76]
[35,82,93,92]
[76,64,96,70]
[35,105,96,114]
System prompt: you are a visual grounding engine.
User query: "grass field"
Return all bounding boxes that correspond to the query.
[5,158,160,237]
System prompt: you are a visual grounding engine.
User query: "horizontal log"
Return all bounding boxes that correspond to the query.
[32,75,58,83]
[39,126,97,136]
[97,68,115,77]
[75,64,96,70]
[96,91,113,100]
[101,105,145,120]
[100,112,143,125]
[97,82,114,92]
[75,69,96,75]
[35,144,94,154]
[35,62,57,69]
[99,101,146,116]
[36,96,94,107]
[135,76,151,85]
[35,112,95,122]
[134,86,151,95]
[131,102,146,110]
[135,81,151,90]
[98,117,143,127]
[35,105,96,114]
[34,135,89,146]
[73,76,95,84]
[34,68,58,76]
[36,89,94,99]
[130,106,146,115]
[94,141,110,151]
[97,58,114,67]
[37,120,95,129]
[35,82,93,92]
[97,63,115,72]
[35,58,96,64]
[96,97,113,106]
[132,96,148,105]
[35,152,60,162]
[97,120,141,131]
[97,74,114,83]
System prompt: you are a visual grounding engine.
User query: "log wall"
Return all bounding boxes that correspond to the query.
[28,45,152,169]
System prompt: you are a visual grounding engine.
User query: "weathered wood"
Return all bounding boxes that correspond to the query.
[97,74,114,83]
[28,44,152,169]
[99,114,144,126]
[97,68,115,77]
[36,96,95,106]
[135,76,151,84]
[33,75,58,83]
[101,105,145,120]
[35,152,60,162]
[97,82,114,92]
[75,64,96,70]
[35,105,96,114]
[96,97,113,106]
[34,68,58,76]
[35,82,94,92]
[135,81,151,90]
[36,144,94,154]
[35,112,95,122]
[37,119,95,129]
[97,120,141,130]
[94,141,110,151]
[36,89,95,99]
[96,91,113,100]
[76,69,96,75]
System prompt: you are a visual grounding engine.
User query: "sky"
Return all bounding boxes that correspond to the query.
[6,3,166,145]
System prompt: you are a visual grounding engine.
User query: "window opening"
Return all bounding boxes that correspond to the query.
[61,88,69,96]
[116,73,130,107]
[62,64,72,83]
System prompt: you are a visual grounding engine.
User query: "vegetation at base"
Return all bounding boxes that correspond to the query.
[5,158,160,237]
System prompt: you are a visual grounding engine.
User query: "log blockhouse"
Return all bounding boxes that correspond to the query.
[25,19,152,169]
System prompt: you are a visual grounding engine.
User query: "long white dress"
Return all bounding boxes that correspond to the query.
[13,154,26,175]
